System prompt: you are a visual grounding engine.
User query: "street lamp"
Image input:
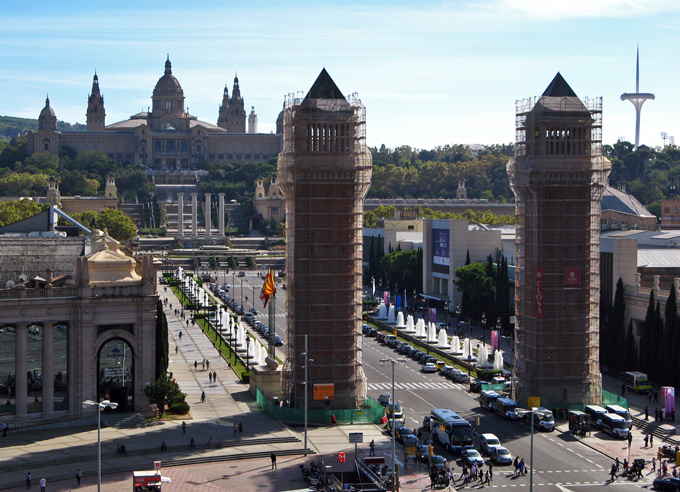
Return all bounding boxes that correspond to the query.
[380,358,406,492]
[444,299,450,330]
[516,407,538,492]
[302,334,314,456]
[481,312,487,347]
[82,399,118,492]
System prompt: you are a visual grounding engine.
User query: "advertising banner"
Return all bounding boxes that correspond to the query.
[491,330,500,354]
[433,229,450,266]
[662,386,675,420]
[429,308,437,323]
[536,268,543,318]
[564,267,582,286]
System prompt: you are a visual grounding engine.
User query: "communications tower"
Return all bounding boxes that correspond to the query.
[621,45,655,149]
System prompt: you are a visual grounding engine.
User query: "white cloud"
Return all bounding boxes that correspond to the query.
[501,0,679,19]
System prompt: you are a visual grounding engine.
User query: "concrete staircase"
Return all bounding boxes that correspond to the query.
[120,203,145,228]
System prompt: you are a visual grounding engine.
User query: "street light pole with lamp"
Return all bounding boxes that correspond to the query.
[380,358,405,492]
[301,334,314,456]
[480,312,487,347]
[82,399,118,492]
[515,407,538,492]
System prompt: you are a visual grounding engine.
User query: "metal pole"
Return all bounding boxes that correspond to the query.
[530,410,534,492]
[304,335,309,455]
[97,404,101,492]
[391,360,396,492]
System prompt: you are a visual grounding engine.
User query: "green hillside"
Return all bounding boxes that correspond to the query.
[0,115,86,142]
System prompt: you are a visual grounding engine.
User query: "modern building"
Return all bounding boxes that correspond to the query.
[0,206,158,423]
[28,58,281,168]
[278,69,372,409]
[507,73,611,407]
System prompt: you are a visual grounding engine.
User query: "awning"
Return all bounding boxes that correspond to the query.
[422,292,449,301]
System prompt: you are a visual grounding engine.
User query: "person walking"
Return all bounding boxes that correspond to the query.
[489,464,493,482]
[200,391,206,403]
[182,421,187,435]
[75,468,82,486]
[208,373,212,383]
[175,345,178,354]
[206,360,210,370]
[233,423,238,438]
[627,432,633,448]
[202,360,205,371]
[212,370,216,382]
[652,457,656,472]
[238,421,243,436]
[270,451,277,469]
[650,434,653,446]
[194,360,198,371]
[39,477,46,492]
[178,331,182,340]
[369,439,375,456]
[645,405,649,421]
[610,463,617,480]
[26,472,31,489]
[644,434,649,448]
[2,422,7,437]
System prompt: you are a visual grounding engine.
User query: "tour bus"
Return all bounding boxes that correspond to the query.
[584,405,608,429]
[605,404,633,429]
[480,390,501,411]
[600,413,630,439]
[430,408,474,453]
[495,397,520,421]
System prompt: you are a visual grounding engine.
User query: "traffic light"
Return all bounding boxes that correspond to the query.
[428,444,434,458]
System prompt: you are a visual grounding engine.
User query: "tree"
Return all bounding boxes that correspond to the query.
[97,208,137,242]
[638,290,655,374]
[379,249,421,295]
[661,283,678,386]
[143,375,184,418]
[624,320,637,371]
[611,279,626,371]
[454,262,494,320]
[0,199,46,226]
[155,300,169,380]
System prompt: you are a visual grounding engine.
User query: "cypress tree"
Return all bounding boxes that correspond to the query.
[651,302,663,381]
[465,250,471,265]
[638,290,655,374]
[624,319,637,371]
[599,293,611,368]
[155,299,169,380]
[611,279,626,371]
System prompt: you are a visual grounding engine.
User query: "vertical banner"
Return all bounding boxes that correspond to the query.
[396,295,402,310]
[384,291,389,308]
[536,268,543,319]
[404,289,408,310]
[491,330,500,354]
[432,229,450,266]
[662,386,675,420]
[429,308,437,323]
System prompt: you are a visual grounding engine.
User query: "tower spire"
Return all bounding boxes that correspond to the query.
[621,44,655,149]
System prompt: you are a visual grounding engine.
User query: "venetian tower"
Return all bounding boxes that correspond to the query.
[278,69,372,409]
[86,73,106,131]
[507,73,611,407]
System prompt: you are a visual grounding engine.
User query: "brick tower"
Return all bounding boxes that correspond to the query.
[278,69,372,409]
[507,73,611,407]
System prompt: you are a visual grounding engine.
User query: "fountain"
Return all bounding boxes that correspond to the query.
[395,312,406,328]
[461,338,475,361]
[377,302,387,319]
[427,323,438,343]
[437,328,450,348]
[404,315,415,333]
[387,305,396,324]
[493,350,504,371]
[449,335,461,354]
[477,344,490,366]
[415,319,426,338]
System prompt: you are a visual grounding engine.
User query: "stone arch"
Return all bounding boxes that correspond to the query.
[96,337,135,412]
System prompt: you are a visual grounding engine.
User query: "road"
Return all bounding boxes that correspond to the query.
[202,268,654,490]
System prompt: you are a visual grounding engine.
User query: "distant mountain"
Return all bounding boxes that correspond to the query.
[0,116,86,142]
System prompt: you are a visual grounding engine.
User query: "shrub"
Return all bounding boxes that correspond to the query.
[169,402,190,414]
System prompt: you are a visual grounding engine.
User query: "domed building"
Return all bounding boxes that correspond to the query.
[28,57,282,169]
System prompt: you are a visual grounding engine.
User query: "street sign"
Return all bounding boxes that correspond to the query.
[338,452,346,463]
[154,461,161,470]
[349,432,363,443]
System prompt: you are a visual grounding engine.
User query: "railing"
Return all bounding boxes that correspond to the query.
[0,288,78,300]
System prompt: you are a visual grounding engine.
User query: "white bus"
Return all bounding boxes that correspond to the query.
[430,408,474,453]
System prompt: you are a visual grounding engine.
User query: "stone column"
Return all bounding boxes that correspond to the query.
[15,324,28,418]
[42,322,54,415]
[204,193,212,238]
[191,192,198,239]
[218,193,225,237]
[177,192,184,238]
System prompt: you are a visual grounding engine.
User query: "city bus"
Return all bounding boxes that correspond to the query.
[480,390,500,411]
[430,408,474,453]
[495,397,520,421]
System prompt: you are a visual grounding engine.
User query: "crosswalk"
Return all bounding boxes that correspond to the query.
[368,381,466,391]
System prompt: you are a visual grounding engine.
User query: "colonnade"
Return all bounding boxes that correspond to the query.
[12,323,56,418]
[177,192,226,239]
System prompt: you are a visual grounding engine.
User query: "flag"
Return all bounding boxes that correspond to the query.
[396,296,402,310]
[260,269,276,308]
[372,278,376,296]
[403,289,408,309]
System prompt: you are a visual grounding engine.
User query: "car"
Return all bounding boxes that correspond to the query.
[489,446,513,465]
[400,345,413,356]
[421,363,437,373]
[362,324,372,335]
[431,455,449,471]
[411,350,424,361]
[375,332,386,343]
[479,433,501,455]
[235,307,245,315]
[367,328,377,337]
[386,402,405,423]
[395,427,415,442]
[386,418,404,433]
[447,368,462,381]
[378,394,391,406]
[416,444,430,462]
[274,335,283,346]
[28,325,40,335]
[461,448,484,467]
[455,372,470,383]
[434,360,446,371]
[237,271,246,277]
[653,476,680,491]
[421,355,437,365]
[440,365,455,377]
[249,308,258,315]
[469,379,483,392]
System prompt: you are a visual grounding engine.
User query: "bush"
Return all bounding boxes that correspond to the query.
[169,402,190,414]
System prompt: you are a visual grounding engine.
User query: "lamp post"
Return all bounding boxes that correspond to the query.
[481,312,487,347]
[302,335,314,456]
[82,399,118,492]
[516,407,537,492]
[380,358,405,492]
[444,299,450,331]
[454,304,461,334]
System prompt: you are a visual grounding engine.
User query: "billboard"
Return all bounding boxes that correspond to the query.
[564,267,582,286]
[313,383,335,400]
[433,229,450,266]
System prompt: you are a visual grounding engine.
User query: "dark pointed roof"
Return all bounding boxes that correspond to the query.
[304,68,346,101]
[542,72,577,97]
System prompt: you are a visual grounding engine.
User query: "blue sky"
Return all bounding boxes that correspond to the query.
[1,0,678,149]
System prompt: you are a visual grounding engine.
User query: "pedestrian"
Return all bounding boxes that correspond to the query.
[650,434,653,446]
[520,458,526,475]
[75,468,82,486]
[654,391,659,404]
[182,421,186,435]
[652,457,656,472]
[271,451,277,469]
[610,463,617,480]
[2,422,7,437]
[26,472,31,489]
[212,370,216,382]
[369,439,375,456]
[206,360,210,370]
[209,373,212,383]
[645,405,649,421]
[179,331,182,340]
[672,408,676,422]
[194,360,198,371]
[644,434,649,447]
[513,457,519,475]
[331,413,337,426]
[206,436,212,446]
[202,360,205,371]
[190,438,195,448]
[238,421,243,436]
[201,391,205,403]
[489,464,493,481]
[627,432,633,448]
[429,470,435,490]
[175,345,178,354]
[39,477,46,492]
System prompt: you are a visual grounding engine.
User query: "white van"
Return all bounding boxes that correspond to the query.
[584,405,607,429]
[601,413,629,439]
[605,404,633,429]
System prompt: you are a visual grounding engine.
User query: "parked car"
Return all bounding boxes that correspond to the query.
[395,427,416,443]
[249,308,258,315]
[274,335,284,346]
[434,360,446,371]
[378,394,391,406]
[421,363,437,373]
[362,324,372,335]
[461,448,484,467]
[653,476,680,491]
[455,372,470,383]
[479,433,501,455]
[386,418,404,433]
[469,379,483,392]
[367,328,377,337]
[421,355,437,365]
[440,365,455,377]
[489,446,513,465]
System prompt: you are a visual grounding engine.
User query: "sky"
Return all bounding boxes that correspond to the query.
[1,0,679,150]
